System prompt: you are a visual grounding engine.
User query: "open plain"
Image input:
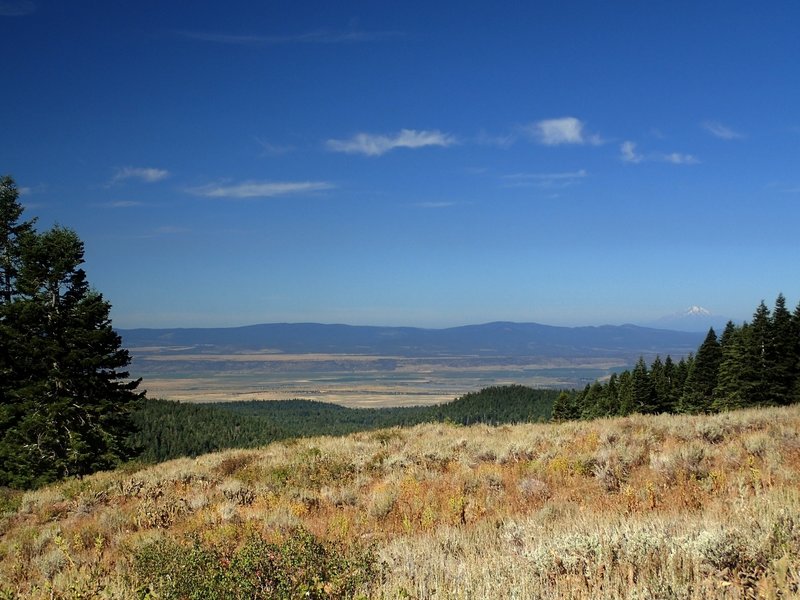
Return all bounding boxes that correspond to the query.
[129,348,627,407]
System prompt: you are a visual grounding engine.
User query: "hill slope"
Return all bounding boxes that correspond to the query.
[2,406,799,598]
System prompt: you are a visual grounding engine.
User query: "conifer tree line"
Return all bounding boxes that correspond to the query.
[0,176,142,489]
[552,295,800,421]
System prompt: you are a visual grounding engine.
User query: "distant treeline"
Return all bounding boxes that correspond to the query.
[131,385,558,462]
[554,294,800,420]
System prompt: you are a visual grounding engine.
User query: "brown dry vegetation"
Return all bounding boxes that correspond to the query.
[1,406,800,598]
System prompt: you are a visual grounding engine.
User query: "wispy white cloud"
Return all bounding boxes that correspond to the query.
[526,117,603,146]
[0,1,35,16]
[766,181,800,194]
[153,226,187,235]
[414,201,457,208]
[702,121,745,140]
[17,183,47,196]
[662,152,700,165]
[178,29,401,46]
[621,141,698,165]
[254,137,294,156]
[621,141,644,163]
[111,166,170,184]
[506,169,588,181]
[475,130,517,148]
[187,180,334,199]
[502,169,588,188]
[326,129,456,156]
[96,200,144,208]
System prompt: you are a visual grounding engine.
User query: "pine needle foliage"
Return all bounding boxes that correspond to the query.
[0,175,142,489]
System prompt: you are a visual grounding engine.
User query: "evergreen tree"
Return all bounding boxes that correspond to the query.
[747,301,772,405]
[649,356,671,413]
[712,323,752,411]
[671,356,691,409]
[793,302,800,403]
[631,356,656,413]
[768,294,796,405]
[616,370,634,416]
[0,177,38,484]
[603,372,620,416]
[678,328,721,413]
[552,390,580,421]
[0,176,36,305]
[0,177,142,488]
[580,381,607,420]
[661,355,678,412]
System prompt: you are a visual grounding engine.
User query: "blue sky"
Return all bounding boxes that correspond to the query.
[2,1,799,328]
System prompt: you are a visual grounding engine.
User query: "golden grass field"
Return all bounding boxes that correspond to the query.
[2,406,799,598]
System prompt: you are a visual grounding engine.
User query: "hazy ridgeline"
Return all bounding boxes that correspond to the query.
[2,405,798,598]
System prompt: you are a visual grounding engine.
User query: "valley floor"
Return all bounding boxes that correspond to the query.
[2,406,799,598]
[128,348,624,406]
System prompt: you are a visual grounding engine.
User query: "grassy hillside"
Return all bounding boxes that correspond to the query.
[2,406,799,598]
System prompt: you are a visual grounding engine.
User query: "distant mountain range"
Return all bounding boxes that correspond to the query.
[118,321,705,361]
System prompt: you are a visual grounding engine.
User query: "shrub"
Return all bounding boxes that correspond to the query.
[132,527,380,599]
[0,488,22,516]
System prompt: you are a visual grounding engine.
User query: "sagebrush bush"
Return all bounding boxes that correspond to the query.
[132,528,380,600]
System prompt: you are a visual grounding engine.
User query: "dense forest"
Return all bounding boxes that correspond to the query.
[553,294,800,421]
[131,385,558,462]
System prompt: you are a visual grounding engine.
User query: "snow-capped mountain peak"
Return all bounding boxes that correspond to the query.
[645,305,726,332]
[683,305,712,317]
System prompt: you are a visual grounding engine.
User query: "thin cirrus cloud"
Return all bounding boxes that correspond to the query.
[111,166,170,184]
[620,141,698,165]
[702,121,745,140]
[326,129,456,156]
[97,200,144,208]
[0,1,35,16]
[662,152,699,165]
[254,137,294,156]
[413,201,457,209]
[502,169,588,188]
[177,29,401,46]
[526,117,603,146]
[187,180,335,199]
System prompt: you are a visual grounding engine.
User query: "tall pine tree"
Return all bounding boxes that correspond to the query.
[712,323,752,411]
[0,177,142,488]
[631,356,656,413]
[678,328,721,414]
[768,294,797,405]
[793,302,800,403]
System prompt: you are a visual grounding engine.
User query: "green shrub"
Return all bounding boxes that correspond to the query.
[132,527,380,599]
[0,487,22,515]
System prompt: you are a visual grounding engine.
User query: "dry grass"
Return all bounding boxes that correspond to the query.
[1,406,799,598]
